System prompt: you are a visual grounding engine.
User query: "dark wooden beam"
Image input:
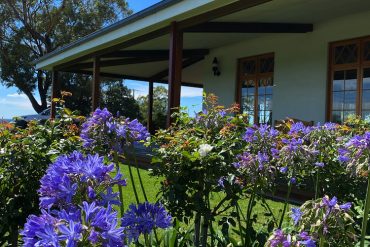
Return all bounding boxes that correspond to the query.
[65,69,204,88]
[50,70,60,119]
[150,56,205,81]
[92,57,101,111]
[101,49,209,58]
[148,81,154,134]
[185,22,313,33]
[167,22,183,127]
[68,57,169,70]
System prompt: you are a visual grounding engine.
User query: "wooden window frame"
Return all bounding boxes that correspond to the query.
[327,35,370,122]
[236,52,274,124]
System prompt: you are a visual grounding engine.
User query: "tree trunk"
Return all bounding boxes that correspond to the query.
[23,90,45,113]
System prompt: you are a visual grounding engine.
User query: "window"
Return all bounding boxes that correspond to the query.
[237,53,274,125]
[329,37,370,123]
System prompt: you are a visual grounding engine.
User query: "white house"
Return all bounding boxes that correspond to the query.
[35,0,370,128]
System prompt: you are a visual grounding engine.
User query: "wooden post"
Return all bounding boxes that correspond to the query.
[50,70,60,119]
[166,21,183,127]
[92,56,101,111]
[148,81,154,134]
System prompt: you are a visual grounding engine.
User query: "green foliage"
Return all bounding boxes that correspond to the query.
[0,107,82,246]
[149,94,248,245]
[137,86,168,130]
[102,81,142,120]
[0,0,131,113]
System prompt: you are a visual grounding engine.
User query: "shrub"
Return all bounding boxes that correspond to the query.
[0,108,82,246]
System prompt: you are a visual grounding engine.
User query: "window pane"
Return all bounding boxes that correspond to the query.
[343,111,356,122]
[265,78,274,94]
[262,111,272,125]
[334,43,358,64]
[243,60,256,75]
[363,90,370,109]
[363,68,370,90]
[242,96,254,112]
[332,92,344,110]
[265,95,273,111]
[344,91,356,110]
[258,87,265,96]
[333,71,344,91]
[260,57,274,73]
[364,41,370,61]
[258,111,265,124]
[363,111,370,122]
[344,69,357,90]
[258,95,265,111]
[332,111,343,123]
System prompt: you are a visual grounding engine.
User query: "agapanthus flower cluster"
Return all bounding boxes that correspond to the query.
[233,151,276,187]
[243,124,279,154]
[338,132,370,177]
[266,229,316,247]
[81,108,149,153]
[38,151,126,209]
[287,195,355,246]
[277,124,321,183]
[22,203,125,247]
[288,122,313,136]
[121,202,172,242]
[22,151,172,246]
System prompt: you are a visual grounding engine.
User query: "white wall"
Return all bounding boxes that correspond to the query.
[202,9,370,123]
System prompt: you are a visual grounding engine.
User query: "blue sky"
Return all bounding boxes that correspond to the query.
[0,0,202,119]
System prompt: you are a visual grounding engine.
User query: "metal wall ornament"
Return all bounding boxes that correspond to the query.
[212,57,221,76]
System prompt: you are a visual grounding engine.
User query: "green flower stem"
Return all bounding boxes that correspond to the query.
[113,151,125,215]
[245,186,257,247]
[200,215,209,247]
[125,149,140,205]
[315,172,319,200]
[360,175,370,247]
[261,197,278,227]
[144,234,150,247]
[278,182,292,229]
[132,146,148,201]
[194,212,201,247]
[235,203,245,247]
[319,235,325,247]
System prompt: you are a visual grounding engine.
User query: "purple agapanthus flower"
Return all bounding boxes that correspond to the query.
[58,220,83,246]
[268,229,291,247]
[38,151,125,209]
[314,162,325,168]
[289,122,312,135]
[298,231,316,247]
[22,202,126,247]
[81,108,150,153]
[339,132,370,177]
[21,210,59,247]
[291,208,302,225]
[121,202,172,242]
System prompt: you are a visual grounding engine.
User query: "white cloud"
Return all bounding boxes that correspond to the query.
[6,93,28,98]
[181,86,203,98]
[0,93,37,118]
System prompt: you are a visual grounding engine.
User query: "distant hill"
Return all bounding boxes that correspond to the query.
[0,119,12,123]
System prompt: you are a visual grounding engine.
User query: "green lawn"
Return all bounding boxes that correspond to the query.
[115,164,293,245]
[117,164,292,226]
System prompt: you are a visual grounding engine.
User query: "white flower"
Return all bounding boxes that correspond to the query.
[198,144,213,157]
[0,148,4,154]
[158,148,166,154]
